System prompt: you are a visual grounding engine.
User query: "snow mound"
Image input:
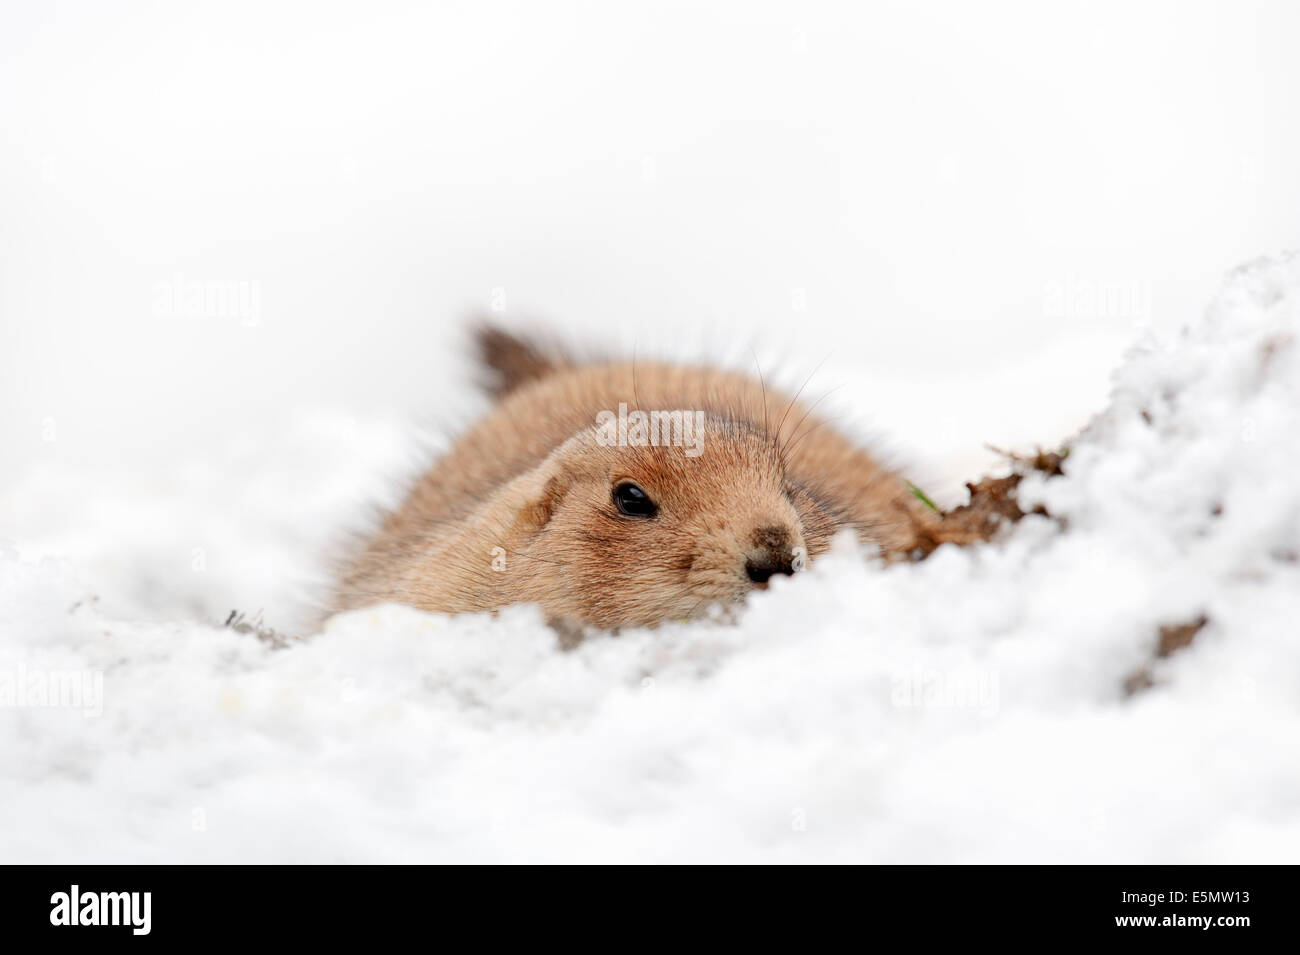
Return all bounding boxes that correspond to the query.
[3,256,1299,862]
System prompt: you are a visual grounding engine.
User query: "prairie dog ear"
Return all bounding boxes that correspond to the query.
[502,453,575,537]
[504,431,602,536]
[473,322,571,399]
[516,472,570,532]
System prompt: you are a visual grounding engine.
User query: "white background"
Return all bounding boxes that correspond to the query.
[4,0,1299,496]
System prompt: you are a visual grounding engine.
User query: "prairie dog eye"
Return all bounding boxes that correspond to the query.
[612,481,657,518]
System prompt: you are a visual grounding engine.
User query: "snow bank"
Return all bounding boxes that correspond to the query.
[2,256,1299,863]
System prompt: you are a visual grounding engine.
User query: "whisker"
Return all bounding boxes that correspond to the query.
[750,346,770,439]
[775,352,831,446]
[631,342,644,412]
[781,418,829,459]
[683,593,716,622]
[779,385,845,459]
[498,545,571,569]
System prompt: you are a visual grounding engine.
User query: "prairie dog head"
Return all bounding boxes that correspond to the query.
[505,416,829,628]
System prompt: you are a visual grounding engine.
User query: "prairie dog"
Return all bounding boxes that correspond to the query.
[333,326,937,628]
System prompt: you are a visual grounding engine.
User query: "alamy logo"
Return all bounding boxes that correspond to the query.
[595,403,706,457]
[1043,274,1151,323]
[50,885,151,935]
[0,664,102,718]
[153,272,261,326]
[890,665,999,716]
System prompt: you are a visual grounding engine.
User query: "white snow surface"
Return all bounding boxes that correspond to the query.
[2,255,1299,863]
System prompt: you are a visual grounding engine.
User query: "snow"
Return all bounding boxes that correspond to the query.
[3,255,1298,863]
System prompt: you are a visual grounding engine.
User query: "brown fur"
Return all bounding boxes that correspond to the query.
[332,326,940,628]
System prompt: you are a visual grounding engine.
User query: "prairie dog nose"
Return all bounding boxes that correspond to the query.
[745,524,802,584]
